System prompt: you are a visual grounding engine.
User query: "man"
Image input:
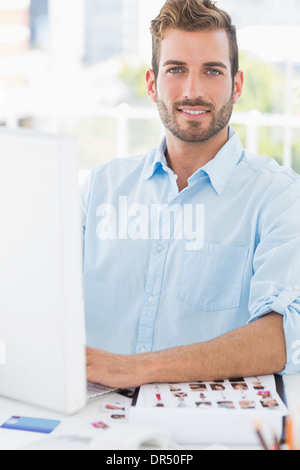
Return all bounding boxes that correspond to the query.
[83,0,300,388]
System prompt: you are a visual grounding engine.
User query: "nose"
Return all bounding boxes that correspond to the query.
[182,70,205,100]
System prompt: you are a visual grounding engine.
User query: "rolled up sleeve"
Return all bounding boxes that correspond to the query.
[248,178,300,375]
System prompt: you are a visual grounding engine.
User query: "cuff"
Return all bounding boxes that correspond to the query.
[248,286,300,375]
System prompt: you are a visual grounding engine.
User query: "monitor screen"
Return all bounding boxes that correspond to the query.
[0,128,86,414]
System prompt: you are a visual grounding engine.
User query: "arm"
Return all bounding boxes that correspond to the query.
[86,312,286,389]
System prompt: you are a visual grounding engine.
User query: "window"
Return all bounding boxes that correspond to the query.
[0,0,298,177]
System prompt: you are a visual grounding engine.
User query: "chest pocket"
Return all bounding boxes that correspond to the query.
[177,243,249,311]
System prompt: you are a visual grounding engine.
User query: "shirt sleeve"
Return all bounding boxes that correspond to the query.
[248,177,300,375]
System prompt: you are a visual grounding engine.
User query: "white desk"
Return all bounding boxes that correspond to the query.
[0,375,299,450]
[0,391,132,451]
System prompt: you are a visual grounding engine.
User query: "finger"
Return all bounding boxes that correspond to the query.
[86,366,93,382]
[86,346,96,361]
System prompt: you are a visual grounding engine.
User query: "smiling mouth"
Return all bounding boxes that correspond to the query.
[181,109,208,115]
[177,108,211,119]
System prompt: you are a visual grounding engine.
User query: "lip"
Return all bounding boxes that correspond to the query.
[177,108,210,121]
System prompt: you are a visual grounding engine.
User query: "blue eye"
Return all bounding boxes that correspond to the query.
[207,69,221,76]
[169,67,182,74]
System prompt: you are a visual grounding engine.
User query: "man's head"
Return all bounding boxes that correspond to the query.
[150,0,239,82]
[146,0,243,145]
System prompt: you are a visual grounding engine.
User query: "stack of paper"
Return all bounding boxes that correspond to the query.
[129,375,289,445]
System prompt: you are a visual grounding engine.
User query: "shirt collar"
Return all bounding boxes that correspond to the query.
[142,127,244,195]
[141,138,169,181]
[189,127,244,195]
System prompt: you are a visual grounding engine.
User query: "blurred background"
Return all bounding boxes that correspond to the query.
[0,0,299,183]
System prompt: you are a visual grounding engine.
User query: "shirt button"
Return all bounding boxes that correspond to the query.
[141,347,147,353]
[157,245,164,253]
[148,296,155,304]
[294,284,300,291]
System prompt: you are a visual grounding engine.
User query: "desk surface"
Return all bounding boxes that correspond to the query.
[0,375,299,450]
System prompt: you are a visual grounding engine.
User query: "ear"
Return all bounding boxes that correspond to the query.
[146,68,157,104]
[233,70,244,105]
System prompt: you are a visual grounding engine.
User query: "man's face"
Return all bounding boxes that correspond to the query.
[147,28,243,144]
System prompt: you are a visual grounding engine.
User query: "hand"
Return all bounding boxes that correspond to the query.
[86,346,148,389]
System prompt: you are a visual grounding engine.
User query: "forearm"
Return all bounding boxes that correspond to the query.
[142,312,287,384]
[87,312,287,388]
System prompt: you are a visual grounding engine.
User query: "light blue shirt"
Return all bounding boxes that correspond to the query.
[81,128,300,375]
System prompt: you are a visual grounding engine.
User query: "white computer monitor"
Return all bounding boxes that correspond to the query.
[0,127,86,414]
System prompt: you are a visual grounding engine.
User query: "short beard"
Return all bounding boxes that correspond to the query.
[156,94,234,144]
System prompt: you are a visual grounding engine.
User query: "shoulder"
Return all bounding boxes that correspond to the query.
[88,150,156,185]
[242,151,299,182]
[80,149,156,211]
[241,150,300,199]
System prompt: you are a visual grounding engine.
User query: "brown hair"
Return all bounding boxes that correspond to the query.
[150,0,239,80]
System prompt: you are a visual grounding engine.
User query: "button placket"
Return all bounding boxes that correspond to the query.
[135,202,178,354]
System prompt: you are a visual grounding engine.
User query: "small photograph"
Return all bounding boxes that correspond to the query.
[189,383,207,392]
[252,381,265,390]
[239,401,256,410]
[169,384,182,392]
[210,384,226,391]
[195,401,212,408]
[260,399,279,409]
[217,401,235,409]
[92,421,109,429]
[102,402,125,412]
[231,382,249,391]
[108,413,126,421]
[229,377,245,383]
[172,392,188,399]
[257,391,272,399]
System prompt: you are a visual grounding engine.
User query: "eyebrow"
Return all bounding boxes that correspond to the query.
[162,60,187,67]
[162,60,228,70]
[203,61,228,70]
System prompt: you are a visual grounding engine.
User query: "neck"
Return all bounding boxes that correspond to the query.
[165,127,229,192]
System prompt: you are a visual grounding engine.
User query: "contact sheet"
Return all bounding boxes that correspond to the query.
[137,375,288,414]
